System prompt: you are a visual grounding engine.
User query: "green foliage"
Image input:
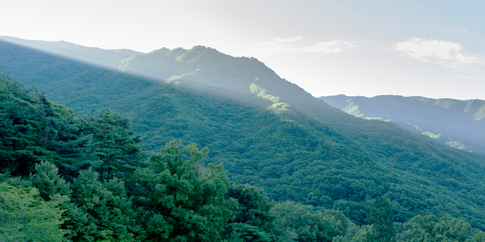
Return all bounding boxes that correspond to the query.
[332,225,373,242]
[135,140,238,241]
[270,201,353,242]
[471,231,485,242]
[0,72,94,176]
[368,196,396,242]
[224,184,274,241]
[0,73,56,174]
[226,184,274,230]
[224,223,271,242]
[67,167,140,241]
[0,178,68,242]
[398,214,474,242]
[30,160,71,200]
[0,71,144,182]
[82,109,145,180]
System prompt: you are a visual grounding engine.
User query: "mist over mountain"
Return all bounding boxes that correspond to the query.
[321,95,485,154]
[3,37,485,239]
[0,36,141,69]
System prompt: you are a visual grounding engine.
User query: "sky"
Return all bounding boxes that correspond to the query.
[1,0,485,99]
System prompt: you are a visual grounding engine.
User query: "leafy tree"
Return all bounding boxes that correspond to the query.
[368,196,396,242]
[135,140,237,241]
[225,183,274,232]
[270,201,352,242]
[0,178,68,242]
[471,231,485,242]
[433,214,473,241]
[224,222,271,242]
[398,214,473,242]
[398,214,436,241]
[68,168,141,241]
[332,225,373,242]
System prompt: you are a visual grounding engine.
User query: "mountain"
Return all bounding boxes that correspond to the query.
[320,94,485,153]
[2,38,485,230]
[0,36,141,69]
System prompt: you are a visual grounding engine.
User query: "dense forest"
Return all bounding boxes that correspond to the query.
[3,39,485,241]
[3,71,485,241]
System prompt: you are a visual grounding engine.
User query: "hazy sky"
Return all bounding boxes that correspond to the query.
[2,0,485,99]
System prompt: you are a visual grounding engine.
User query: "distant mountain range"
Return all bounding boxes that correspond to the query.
[321,95,485,154]
[2,37,485,229]
[0,36,140,69]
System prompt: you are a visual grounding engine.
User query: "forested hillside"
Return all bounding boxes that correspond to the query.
[321,95,485,153]
[3,70,485,241]
[3,38,485,241]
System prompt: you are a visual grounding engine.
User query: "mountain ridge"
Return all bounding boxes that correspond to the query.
[321,94,485,153]
[0,36,142,69]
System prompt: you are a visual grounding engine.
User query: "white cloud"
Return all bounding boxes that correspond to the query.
[252,38,355,56]
[393,38,484,73]
[273,36,303,43]
[296,41,355,54]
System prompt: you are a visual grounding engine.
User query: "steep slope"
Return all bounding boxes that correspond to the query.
[3,39,485,229]
[321,95,485,153]
[117,46,333,118]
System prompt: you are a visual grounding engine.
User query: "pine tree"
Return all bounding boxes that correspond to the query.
[0,72,95,177]
[38,97,97,179]
[83,109,145,180]
[0,73,56,174]
[30,161,71,200]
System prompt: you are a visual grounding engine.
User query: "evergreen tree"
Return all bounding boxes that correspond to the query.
[30,161,71,200]
[368,196,396,242]
[0,73,55,174]
[0,72,94,177]
[39,99,97,179]
[83,109,145,180]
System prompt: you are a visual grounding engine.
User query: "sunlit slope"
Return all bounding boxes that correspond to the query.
[117,46,342,119]
[321,95,485,153]
[2,40,485,229]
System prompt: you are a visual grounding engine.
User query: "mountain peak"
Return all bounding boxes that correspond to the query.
[115,46,321,113]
